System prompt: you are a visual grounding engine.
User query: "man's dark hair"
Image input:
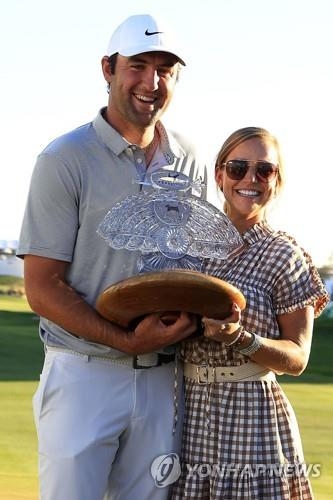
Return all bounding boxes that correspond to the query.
[108,54,118,74]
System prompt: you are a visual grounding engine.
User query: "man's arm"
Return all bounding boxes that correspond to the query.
[24,255,197,354]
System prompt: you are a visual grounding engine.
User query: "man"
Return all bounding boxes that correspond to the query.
[17,14,207,500]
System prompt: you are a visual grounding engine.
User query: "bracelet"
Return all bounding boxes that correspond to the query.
[224,326,244,347]
[231,326,246,349]
[234,331,262,356]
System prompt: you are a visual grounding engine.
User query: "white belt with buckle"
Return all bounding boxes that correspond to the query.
[184,361,275,384]
[46,346,174,369]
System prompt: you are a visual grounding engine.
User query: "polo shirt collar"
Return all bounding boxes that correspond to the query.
[93,107,183,162]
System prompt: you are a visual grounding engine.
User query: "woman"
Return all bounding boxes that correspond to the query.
[172,127,329,499]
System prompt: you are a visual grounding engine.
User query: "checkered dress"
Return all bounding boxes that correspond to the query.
[171,222,329,500]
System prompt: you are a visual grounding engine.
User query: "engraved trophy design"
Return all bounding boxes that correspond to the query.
[96,170,246,327]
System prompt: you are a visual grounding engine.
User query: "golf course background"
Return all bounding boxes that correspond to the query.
[0,288,332,499]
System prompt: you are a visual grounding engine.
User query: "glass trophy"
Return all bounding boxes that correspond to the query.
[97,170,244,273]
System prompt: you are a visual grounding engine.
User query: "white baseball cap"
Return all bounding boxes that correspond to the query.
[106,14,186,66]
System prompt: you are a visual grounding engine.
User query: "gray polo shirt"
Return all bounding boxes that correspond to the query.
[17,108,207,357]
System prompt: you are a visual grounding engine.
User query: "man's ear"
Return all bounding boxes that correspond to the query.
[101,56,112,84]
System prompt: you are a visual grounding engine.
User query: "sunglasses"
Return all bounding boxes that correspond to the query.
[221,159,279,183]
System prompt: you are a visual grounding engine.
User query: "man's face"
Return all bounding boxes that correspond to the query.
[107,52,180,129]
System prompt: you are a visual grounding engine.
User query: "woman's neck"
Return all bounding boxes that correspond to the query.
[228,213,265,234]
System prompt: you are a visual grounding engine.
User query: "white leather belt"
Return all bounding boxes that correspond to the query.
[184,361,275,384]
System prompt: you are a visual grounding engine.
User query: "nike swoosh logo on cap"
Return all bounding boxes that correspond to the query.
[145,29,163,36]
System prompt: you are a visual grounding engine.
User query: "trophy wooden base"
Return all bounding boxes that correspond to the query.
[96,269,246,328]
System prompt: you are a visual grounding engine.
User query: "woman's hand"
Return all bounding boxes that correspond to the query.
[202,303,242,343]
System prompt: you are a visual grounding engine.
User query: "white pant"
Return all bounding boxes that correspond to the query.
[33,349,184,500]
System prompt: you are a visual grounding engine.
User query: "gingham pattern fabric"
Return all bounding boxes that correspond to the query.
[171,222,329,499]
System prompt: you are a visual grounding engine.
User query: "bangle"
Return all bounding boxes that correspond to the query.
[224,326,244,347]
[231,326,246,349]
[234,331,262,356]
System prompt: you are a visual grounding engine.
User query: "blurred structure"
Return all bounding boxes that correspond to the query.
[0,240,23,277]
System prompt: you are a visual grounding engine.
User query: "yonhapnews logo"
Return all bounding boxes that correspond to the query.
[150,455,322,488]
[150,453,181,488]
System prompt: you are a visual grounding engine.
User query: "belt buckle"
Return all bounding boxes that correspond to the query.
[196,364,209,384]
[133,354,158,369]
[132,353,175,369]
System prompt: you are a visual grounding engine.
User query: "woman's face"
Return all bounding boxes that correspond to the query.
[216,137,279,232]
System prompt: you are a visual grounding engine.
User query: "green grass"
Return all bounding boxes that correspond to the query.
[0,296,41,499]
[278,317,333,384]
[0,275,25,297]
[0,295,30,313]
[0,382,39,500]
[0,275,24,287]
[280,384,333,500]
[0,296,332,499]
[277,316,333,499]
[0,308,44,381]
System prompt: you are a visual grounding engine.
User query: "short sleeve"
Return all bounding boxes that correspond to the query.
[17,150,80,262]
[272,234,329,317]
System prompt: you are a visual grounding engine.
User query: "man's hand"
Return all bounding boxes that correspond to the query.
[123,311,198,354]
